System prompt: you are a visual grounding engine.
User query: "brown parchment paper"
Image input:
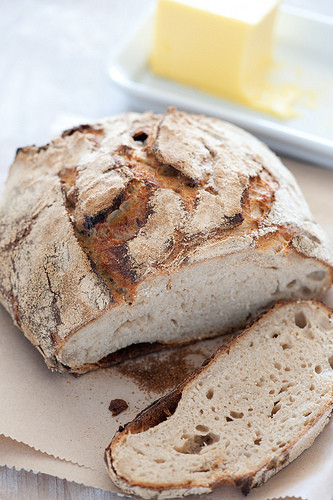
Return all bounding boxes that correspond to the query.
[0,435,112,491]
[0,158,333,500]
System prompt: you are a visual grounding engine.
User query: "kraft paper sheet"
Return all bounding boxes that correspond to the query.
[1,158,333,500]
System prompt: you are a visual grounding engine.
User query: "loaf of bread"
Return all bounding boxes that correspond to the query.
[0,108,332,373]
[106,300,333,498]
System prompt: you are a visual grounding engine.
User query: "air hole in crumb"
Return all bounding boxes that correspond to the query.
[281,343,292,350]
[132,131,148,143]
[285,367,291,372]
[307,271,325,281]
[272,332,279,339]
[254,438,262,446]
[230,411,244,419]
[295,311,307,329]
[171,318,178,327]
[269,389,275,394]
[196,425,209,433]
[301,363,307,368]
[274,362,282,370]
[303,411,312,417]
[328,356,333,370]
[225,416,233,422]
[206,389,214,400]
[256,376,265,387]
[309,384,315,391]
[287,280,296,288]
[301,286,312,297]
[175,432,220,454]
[154,458,165,463]
[315,365,322,374]
[270,401,281,417]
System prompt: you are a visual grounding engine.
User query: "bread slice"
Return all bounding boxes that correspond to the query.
[0,108,332,373]
[106,300,333,499]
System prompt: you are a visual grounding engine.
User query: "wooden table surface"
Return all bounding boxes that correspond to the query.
[1,0,332,498]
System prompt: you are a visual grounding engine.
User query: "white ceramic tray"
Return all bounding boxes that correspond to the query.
[109,5,333,168]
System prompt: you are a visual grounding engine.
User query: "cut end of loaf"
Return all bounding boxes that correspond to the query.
[106,300,333,499]
[56,246,332,372]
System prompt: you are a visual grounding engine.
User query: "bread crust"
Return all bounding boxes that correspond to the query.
[0,108,332,372]
[105,300,333,498]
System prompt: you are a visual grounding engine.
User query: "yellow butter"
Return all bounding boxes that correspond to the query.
[150,0,299,119]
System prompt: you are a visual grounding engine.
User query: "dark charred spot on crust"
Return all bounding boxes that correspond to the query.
[235,476,253,496]
[126,386,183,435]
[15,144,49,156]
[226,213,243,227]
[37,143,50,153]
[60,361,73,372]
[83,209,110,231]
[83,188,128,230]
[61,124,104,138]
[236,450,290,495]
[15,146,27,156]
[108,398,128,416]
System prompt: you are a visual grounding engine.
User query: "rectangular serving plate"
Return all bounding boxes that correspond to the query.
[109,5,333,168]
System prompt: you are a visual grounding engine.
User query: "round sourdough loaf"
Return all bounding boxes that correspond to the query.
[0,108,332,373]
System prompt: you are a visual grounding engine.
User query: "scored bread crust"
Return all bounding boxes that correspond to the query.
[105,300,333,499]
[0,108,332,372]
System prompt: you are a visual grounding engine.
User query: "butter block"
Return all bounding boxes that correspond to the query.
[150,0,298,118]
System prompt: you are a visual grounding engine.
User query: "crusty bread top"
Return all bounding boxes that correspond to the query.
[106,300,333,499]
[0,109,332,367]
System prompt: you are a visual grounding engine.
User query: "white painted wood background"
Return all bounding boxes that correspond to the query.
[1,0,332,498]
